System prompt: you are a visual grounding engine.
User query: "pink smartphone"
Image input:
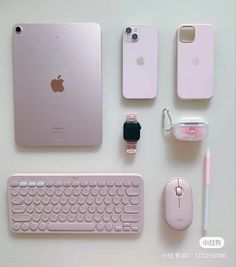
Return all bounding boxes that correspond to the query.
[177,24,214,100]
[122,25,158,99]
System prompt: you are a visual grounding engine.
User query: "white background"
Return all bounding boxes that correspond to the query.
[0,0,235,266]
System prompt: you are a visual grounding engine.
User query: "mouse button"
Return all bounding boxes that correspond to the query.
[178,179,191,193]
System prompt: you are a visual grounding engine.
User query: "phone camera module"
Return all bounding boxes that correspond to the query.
[131,33,139,41]
[15,26,23,34]
[125,27,132,34]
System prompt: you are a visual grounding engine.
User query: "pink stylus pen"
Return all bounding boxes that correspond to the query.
[203,148,211,231]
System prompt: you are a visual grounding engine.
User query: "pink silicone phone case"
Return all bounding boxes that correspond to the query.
[177,24,214,99]
[123,25,158,99]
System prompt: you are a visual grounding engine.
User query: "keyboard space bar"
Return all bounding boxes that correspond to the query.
[47,223,95,231]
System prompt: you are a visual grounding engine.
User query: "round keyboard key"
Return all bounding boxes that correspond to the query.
[33,196,41,205]
[24,196,33,205]
[20,188,28,196]
[44,205,52,213]
[63,181,71,187]
[53,204,62,214]
[78,196,85,205]
[79,205,88,214]
[68,196,77,205]
[11,182,19,187]
[72,181,80,187]
[70,205,79,214]
[106,182,114,187]
[88,204,96,213]
[94,214,102,222]
[96,222,104,231]
[117,188,125,196]
[114,225,122,232]
[81,181,88,187]
[121,196,129,205]
[104,196,112,205]
[89,181,97,187]
[97,205,104,214]
[113,196,120,205]
[21,223,29,231]
[115,181,122,187]
[29,188,37,196]
[42,196,51,205]
[95,196,103,205]
[105,223,113,231]
[41,213,50,222]
[77,214,84,222]
[98,181,105,187]
[60,196,68,205]
[45,182,53,187]
[51,196,59,205]
[59,213,67,222]
[32,213,41,222]
[124,182,131,187]
[100,188,108,196]
[73,187,82,196]
[103,214,110,222]
[35,204,44,213]
[12,222,21,231]
[50,214,58,222]
[85,214,93,222]
[46,188,54,196]
[68,214,76,222]
[37,188,45,196]
[11,187,20,196]
[37,182,45,187]
[55,182,62,187]
[19,181,27,187]
[86,196,94,205]
[62,204,70,214]
[64,187,73,196]
[115,205,122,213]
[108,188,116,196]
[27,205,35,213]
[30,222,38,231]
[55,188,63,196]
[82,188,90,196]
[91,187,99,196]
[106,205,114,214]
[132,181,140,187]
[39,222,47,231]
[130,197,140,205]
[28,182,36,187]
[132,226,140,232]
[111,214,119,222]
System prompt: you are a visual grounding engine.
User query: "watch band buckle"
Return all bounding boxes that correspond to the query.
[126,142,137,154]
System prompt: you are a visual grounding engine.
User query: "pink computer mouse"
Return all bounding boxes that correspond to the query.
[164,178,193,230]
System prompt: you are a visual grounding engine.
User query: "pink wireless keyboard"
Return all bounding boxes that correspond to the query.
[8,174,143,233]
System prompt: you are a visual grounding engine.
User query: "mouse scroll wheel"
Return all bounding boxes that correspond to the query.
[176,187,182,196]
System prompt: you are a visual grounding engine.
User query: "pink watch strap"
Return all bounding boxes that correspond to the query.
[126,113,138,154]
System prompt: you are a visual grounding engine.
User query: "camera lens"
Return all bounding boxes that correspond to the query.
[131,33,138,41]
[125,27,132,34]
[15,26,22,34]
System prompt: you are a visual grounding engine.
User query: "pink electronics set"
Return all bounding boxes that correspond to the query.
[7,23,214,234]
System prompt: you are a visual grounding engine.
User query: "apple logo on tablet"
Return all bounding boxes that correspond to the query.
[51,75,65,92]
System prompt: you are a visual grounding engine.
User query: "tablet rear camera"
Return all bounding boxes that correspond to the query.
[15,26,23,34]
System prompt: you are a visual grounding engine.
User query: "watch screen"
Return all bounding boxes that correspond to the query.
[123,121,141,141]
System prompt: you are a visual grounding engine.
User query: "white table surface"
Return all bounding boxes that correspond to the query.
[0,0,235,266]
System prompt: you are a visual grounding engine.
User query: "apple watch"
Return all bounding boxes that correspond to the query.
[123,114,141,154]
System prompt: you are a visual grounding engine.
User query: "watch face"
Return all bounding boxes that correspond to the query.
[123,121,141,141]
